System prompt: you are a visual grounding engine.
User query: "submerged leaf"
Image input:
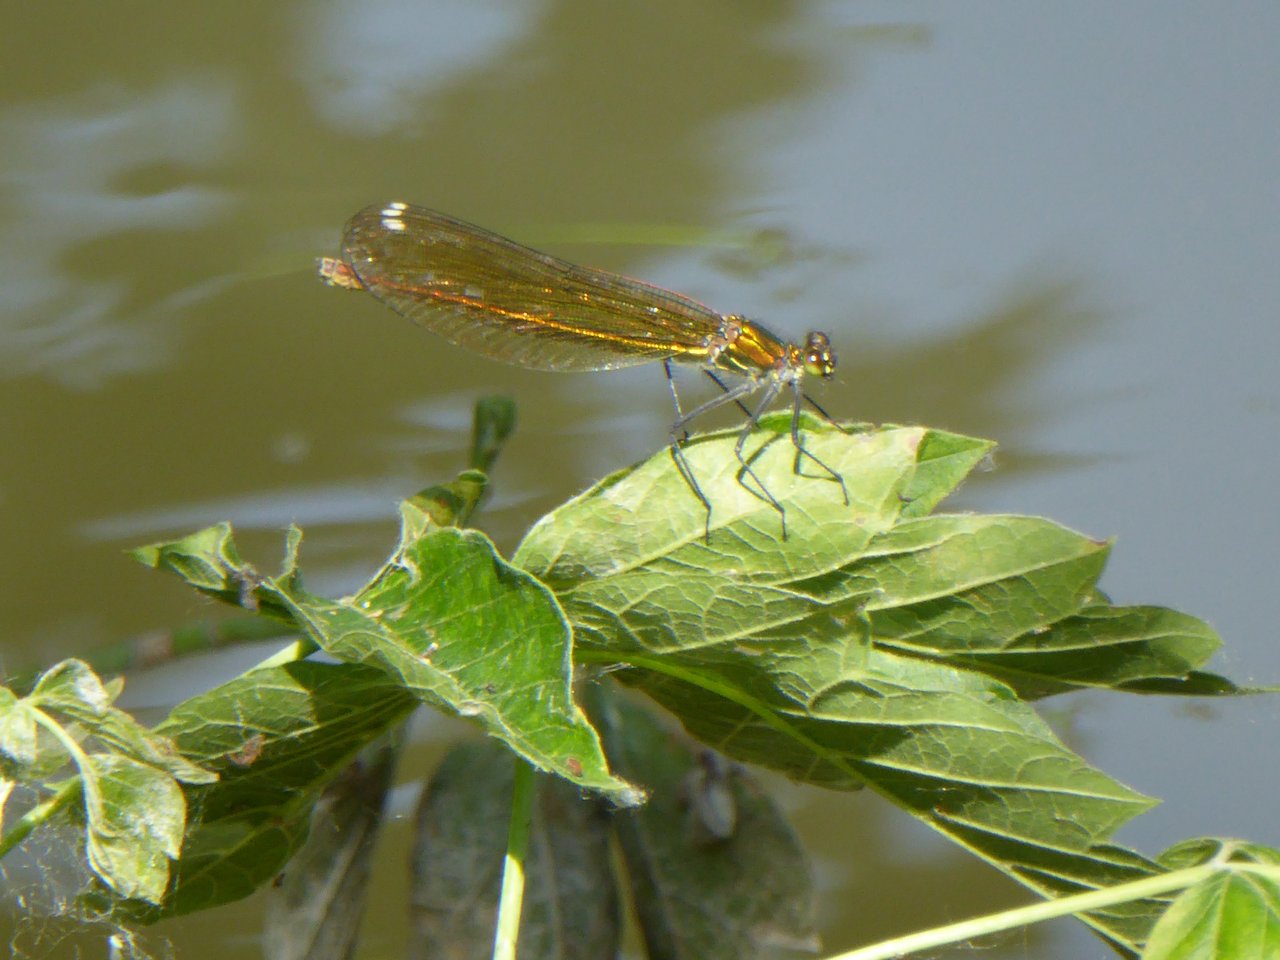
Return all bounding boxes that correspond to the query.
[409,740,618,960]
[596,692,817,960]
[264,733,404,960]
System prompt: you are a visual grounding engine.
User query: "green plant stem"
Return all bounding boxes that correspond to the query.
[491,758,535,960]
[828,862,1280,960]
[0,708,98,861]
[250,636,318,671]
[0,778,81,859]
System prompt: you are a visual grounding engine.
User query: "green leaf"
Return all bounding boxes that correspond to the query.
[405,470,488,528]
[0,661,216,906]
[134,508,633,802]
[796,514,1222,697]
[82,708,215,786]
[30,658,116,715]
[129,499,635,919]
[149,804,311,918]
[0,688,38,767]
[514,421,1224,951]
[28,661,215,786]
[83,753,186,903]
[517,418,988,586]
[1145,842,1280,959]
[1158,839,1280,872]
[146,660,416,917]
[897,424,998,517]
[131,524,268,614]
[266,509,629,797]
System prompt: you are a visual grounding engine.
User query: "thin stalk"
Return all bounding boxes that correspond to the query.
[0,778,81,859]
[827,863,1243,960]
[491,758,536,960]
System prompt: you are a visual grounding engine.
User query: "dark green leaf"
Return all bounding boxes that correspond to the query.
[596,691,817,960]
[263,732,403,960]
[409,740,618,960]
[470,394,518,473]
[144,660,416,917]
[797,515,1221,698]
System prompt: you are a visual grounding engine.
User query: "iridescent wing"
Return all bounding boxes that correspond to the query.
[340,202,727,372]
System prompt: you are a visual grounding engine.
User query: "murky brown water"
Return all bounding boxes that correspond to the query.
[3,3,1278,957]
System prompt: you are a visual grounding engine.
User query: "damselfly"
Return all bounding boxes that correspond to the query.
[319,201,847,535]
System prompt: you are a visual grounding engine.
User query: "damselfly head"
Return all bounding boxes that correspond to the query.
[802,331,836,379]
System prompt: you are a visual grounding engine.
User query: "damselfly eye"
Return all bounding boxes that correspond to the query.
[803,332,836,379]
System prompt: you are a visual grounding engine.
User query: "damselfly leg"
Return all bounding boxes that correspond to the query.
[666,370,846,539]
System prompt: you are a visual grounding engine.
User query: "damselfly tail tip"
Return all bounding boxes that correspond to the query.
[317,256,364,291]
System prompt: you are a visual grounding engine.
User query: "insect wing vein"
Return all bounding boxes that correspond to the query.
[342,203,725,372]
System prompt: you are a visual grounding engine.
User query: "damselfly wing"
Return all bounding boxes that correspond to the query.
[320,201,847,534]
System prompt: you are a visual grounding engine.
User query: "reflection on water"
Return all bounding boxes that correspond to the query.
[291,0,536,136]
[79,476,436,542]
[0,79,238,388]
[79,470,544,542]
[847,277,1113,476]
